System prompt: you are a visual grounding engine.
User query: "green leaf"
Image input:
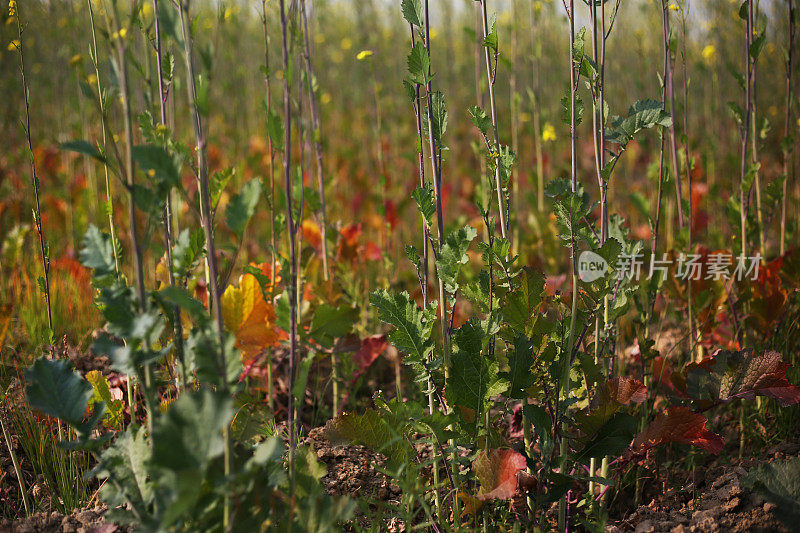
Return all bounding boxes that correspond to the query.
[308,304,358,348]
[400,0,423,27]
[225,179,262,238]
[25,357,102,436]
[742,457,800,527]
[436,225,477,295]
[370,290,437,386]
[132,144,182,190]
[560,94,584,126]
[265,108,284,151]
[150,388,233,526]
[469,105,492,136]
[411,185,436,226]
[60,140,108,164]
[79,225,116,282]
[502,335,536,399]
[447,319,507,417]
[606,99,672,147]
[483,13,498,52]
[576,412,637,462]
[428,90,448,147]
[171,228,205,281]
[502,267,545,337]
[407,42,430,85]
[209,168,233,209]
[157,285,208,322]
[86,370,125,430]
[750,31,766,60]
[93,426,154,526]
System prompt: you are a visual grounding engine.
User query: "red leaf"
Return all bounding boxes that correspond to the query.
[472,448,527,500]
[632,407,724,455]
[598,376,647,407]
[685,350,800,407]
[352,335,387,379]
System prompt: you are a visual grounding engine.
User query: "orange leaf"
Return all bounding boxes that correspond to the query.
[473,448,527,500]
[632,407,723,455]
[221,267,284,361]
[302,219,322,249]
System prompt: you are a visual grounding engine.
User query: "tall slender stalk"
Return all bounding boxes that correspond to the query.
[750,2,764,257]
[637,0,671,507]
[422,0,450,369]
[278,0,299,472]
[663,1,686,231]
[559,0,579,526]
[782,0,796,256]
[12,4,53,344]
[479,0,508,241]
[299,0,330,281]
[261,0,276,413]
[108,2,147,310]
[407,18,441,517]
[510,0,520,251]
[676,3,698,360]
[740,1,753,263]
[87,0,121,277]
[177,1,232,528]
[152,0,186,389]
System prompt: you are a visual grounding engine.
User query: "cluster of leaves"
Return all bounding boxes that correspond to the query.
[25,223,353,530]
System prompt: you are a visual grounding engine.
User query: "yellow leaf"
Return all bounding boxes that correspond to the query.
[221,264,284,360]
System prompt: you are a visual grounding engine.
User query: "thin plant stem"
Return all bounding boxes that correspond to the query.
[782,0,795,255]
[107,0,160,458]
[299,0,330,282]
[278,0,299,475]
[740,0,753,264]
[177,1,232,529]
[261,0,276,413]
[676,4,698,360]
[479,0,509,241]
[13,6,53,345]
[87,0,121,277]
[152,0,186,390]
[663,1,686,231]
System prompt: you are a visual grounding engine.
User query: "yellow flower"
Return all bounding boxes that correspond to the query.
[118,27,127,39]
[340,37,352,50]
[534,1,543,12]
[668,3,679,11]
[69,54,82,67]
[8,0,16,16]
[356,50,373,61]
[320,92,331,105]
[141,2,152,17]
[542,122,556,142]
[87,73,97,86]
[7,39,19,51]
[701,44,716,62]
